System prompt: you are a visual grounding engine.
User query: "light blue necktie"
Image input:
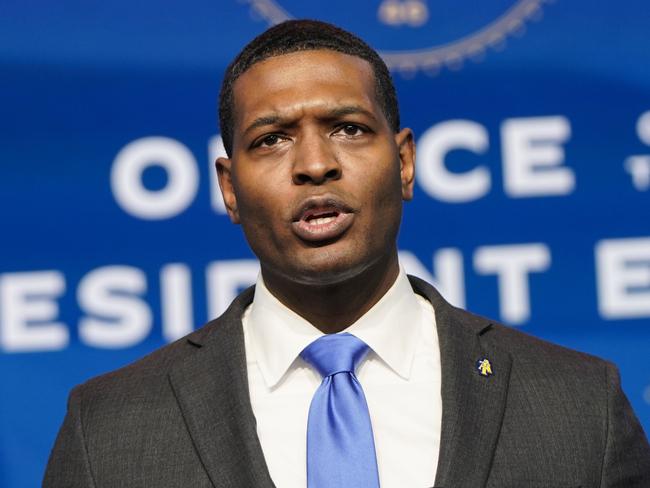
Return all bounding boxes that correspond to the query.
[300,332,380,488]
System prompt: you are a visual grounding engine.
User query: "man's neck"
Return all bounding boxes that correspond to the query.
[261,255,400,334]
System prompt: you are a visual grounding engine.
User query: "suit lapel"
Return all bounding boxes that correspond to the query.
[168,287,275,488]
[409,277,512,488]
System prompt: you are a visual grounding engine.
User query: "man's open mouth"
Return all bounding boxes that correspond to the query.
[291,198,355,242]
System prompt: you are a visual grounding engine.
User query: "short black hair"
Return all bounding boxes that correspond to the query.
[218,19,400,157]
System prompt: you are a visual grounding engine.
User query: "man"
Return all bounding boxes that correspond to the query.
[45,19,650,488]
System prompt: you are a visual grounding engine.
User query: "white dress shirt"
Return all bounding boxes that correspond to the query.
[242,268,442,488]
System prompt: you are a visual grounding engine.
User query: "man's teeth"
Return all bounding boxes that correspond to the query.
[308,216,336,225]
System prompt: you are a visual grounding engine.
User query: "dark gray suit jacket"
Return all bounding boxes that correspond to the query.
[44,277,650,487]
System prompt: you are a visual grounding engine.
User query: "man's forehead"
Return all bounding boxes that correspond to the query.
[230,49,379,125]
[236,48,375,83]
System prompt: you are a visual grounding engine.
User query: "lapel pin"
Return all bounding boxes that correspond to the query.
[476,357,493,377]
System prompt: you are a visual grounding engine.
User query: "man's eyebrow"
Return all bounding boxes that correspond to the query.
[242,105,377,136]
[243,115,282,136]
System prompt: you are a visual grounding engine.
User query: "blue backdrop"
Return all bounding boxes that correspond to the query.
[1,1,649,485]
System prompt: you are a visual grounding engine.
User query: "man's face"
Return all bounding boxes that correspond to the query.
[217,49,415,286]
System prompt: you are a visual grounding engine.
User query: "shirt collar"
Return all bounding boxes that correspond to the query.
[247,268,422,388]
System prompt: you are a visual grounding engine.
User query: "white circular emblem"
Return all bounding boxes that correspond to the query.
[244,0,554,75]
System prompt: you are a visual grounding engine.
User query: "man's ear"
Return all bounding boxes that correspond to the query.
[215,157,240,224]
[395,128,416,201]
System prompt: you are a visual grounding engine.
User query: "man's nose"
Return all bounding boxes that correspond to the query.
[292,133,342,185]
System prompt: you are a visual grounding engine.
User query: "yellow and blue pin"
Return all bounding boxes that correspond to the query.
[476,357,493,377]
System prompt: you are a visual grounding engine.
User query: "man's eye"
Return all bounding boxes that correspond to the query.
[337,124,364,137]
[259,134,280,147]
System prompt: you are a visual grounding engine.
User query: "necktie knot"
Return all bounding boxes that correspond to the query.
[300,332,370,378]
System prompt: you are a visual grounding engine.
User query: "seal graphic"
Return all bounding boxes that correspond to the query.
[243,0,555,75]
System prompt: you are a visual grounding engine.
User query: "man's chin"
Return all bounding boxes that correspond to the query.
[279,255,384,288]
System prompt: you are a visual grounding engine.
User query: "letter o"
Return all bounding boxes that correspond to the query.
[111,136,199,219]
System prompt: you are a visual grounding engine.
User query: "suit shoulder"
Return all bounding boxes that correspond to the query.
[75,317,222,397]
[493,321,606,368]
[70,286,253,408]
[410,275,610,373]
[451,305,611,375]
